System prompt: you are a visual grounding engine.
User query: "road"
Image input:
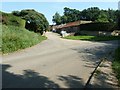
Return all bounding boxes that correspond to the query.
[2,32,120,88]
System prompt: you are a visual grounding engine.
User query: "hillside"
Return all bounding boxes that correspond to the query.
[1,11,47,54]
[1,11,26,28]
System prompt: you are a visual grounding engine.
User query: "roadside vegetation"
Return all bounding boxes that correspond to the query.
[2,24,47,54]
[1,11,25,28]
[64,35,120,41]
[1,10,48,54]
[12,9,49,35]
[112,47,120,86]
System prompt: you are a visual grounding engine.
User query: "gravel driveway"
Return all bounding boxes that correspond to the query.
[2,32,120,88]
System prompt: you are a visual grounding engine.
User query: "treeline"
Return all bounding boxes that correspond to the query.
[52,7,120,26]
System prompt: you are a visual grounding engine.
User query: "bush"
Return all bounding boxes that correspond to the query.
[79,22,118,31]
[12,9,49,35]
[1,12,25,28]
[2,25,47,54]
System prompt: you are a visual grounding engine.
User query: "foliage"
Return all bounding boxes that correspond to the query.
[52,12,62,25]
[115,10,120,29]
[12,11,21,16]
[52,7,119,25]
[61,15,67,24]
[12,9,49,35]
[81,7,100,21]
[64,35,120,41]
[64,7,80,22]
[1,12,25,28]
[2,25,47,54]
[95,12,109,22]
[112,47,120,86]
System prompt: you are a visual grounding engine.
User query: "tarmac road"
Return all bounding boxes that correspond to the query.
[2,32,120,88]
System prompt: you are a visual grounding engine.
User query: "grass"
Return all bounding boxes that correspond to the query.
[112,47,120,86]
[64,35,120,41]
[1,11,26,28]
[2,24,47,54]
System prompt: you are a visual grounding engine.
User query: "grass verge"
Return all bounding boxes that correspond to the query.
[112,47,120,86]
[64,35,120,41]
[2,24,47,54]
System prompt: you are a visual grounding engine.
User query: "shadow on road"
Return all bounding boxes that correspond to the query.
[71,41,120,90]
[58,75,84,88]
[2,64,59,88]
[71,41,119,68]
[2,64,85,89]
[2,64,118,89]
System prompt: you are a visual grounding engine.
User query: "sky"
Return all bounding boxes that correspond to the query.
[1,1,120,25]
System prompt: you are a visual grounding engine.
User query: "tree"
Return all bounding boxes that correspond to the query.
[61,15,67,24]
[115,10,120,29]
[52,12,62,25]
[107,9,116,22]
[52,7,119,26]
[63,7,80,22]
[95,12,109,22]
[12,9,49,35]
[12,11,21,16]
[81,7,100,21]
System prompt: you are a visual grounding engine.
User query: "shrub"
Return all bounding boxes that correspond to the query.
[12,9,49,35]
[1,12,26,28]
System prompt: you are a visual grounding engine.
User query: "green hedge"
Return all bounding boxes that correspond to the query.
[1,12,25,28]
[79,22,118,31]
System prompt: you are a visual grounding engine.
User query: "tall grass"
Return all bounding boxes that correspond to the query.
[2,24,47,54]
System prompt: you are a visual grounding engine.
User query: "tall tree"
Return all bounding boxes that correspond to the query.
[52,12,62,25]
[64,7,81,22]
[95,12,109,22]
[81,7,100,21]
[61,15,67,24]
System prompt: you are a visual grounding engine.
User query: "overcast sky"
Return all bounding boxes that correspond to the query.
[1,1,120,24]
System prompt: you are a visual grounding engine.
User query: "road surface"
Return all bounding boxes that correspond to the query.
[2,32,120,88]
